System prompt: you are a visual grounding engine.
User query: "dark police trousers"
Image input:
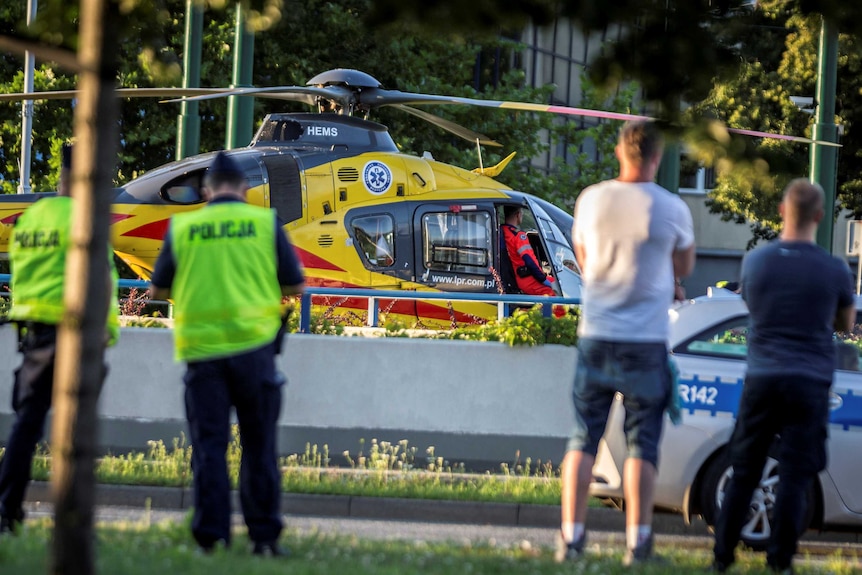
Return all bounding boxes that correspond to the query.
[0,323,57,523]
[184,340,283,547]
[714,374,830,571]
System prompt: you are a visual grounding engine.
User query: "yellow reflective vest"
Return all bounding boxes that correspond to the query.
[9,196,119,344]
[169,202,282,362]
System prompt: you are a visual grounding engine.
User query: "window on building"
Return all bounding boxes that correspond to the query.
[422,211,492,274]
[352,215,395,268]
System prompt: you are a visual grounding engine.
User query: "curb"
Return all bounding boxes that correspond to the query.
[24,481,697,533]
[25,482,862,544]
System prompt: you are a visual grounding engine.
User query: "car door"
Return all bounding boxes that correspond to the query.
[671,315,750,419]
[821,314,862,514]
[673,309,862,515]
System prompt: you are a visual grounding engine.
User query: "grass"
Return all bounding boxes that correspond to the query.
[0,519,857,575]
[17,432,570,507]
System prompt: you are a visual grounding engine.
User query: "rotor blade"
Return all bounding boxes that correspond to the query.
[725,127,841,147]
[368,90,841,147]
[159,85,354,107]
[0,87,228,103]
[395,105,502,147]
[365,89,646,121]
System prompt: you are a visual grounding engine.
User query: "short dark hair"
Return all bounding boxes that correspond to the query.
[503,205,521,220]
[782,178,824,226]
[618,120,664,166]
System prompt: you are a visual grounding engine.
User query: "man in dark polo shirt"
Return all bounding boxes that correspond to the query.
[713,179,855,573]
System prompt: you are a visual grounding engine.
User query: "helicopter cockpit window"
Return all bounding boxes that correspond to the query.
[160,171,205,205]
[422,211,492,274]
[352,215,395,267]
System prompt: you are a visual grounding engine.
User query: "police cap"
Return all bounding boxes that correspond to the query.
[205,151,246,189]
[208,152,244,179]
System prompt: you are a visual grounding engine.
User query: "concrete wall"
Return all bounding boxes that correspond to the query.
[0,327,576,469]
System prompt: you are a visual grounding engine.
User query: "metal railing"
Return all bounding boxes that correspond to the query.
[0,274,580,333]
[297,287,579,333]
[0,274,167,318]
[0,274,150,291]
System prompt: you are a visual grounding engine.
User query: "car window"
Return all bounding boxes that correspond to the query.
[676,312,862,370]
[422,211,492,274]
[835,312,862,371]
[673,316,748,359]
[352,214,395,268]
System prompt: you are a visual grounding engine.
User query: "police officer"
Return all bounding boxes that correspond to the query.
[500,205,556,296]
[150,152,304,556]
[0,144,118,533]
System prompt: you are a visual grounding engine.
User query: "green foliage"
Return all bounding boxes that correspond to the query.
[688,0,862,244]
[17,430,569,506]
[283,302,345,335]
[0,287,8,321]
[442,306,578,347]
[120,315,170,328]
[542,76,638,211]
[4,519,854,575]
[280,302,579,345]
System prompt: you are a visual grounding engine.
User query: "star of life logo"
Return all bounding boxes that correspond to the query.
[363,161,392,195]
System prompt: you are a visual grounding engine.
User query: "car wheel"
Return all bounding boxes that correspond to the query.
[699,449,813,551]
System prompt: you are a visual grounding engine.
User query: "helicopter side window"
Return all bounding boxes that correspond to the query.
[352,215,395,268]
[160,170,205,205]
[422,211,492,275]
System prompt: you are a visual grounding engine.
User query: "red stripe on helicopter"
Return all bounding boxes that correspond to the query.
[293,247,345,272]
[1,213,22,225]
[110,213,134,224]
[120,218,170,240]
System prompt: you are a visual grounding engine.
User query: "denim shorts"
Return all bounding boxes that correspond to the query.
[567,338,671,467]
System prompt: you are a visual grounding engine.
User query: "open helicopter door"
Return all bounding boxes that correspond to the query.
[412,202,498,294]
[524,198,582,299]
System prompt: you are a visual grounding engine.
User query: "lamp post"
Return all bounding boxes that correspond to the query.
[810,16,839,253]
[657,141,680,194]
[176,0,203,160]
[225,4,254,150]
[17,0,37,194]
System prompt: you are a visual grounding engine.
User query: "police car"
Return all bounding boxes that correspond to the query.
[591,288,862,548]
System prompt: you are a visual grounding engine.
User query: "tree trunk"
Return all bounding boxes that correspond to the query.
[50,0,120,573]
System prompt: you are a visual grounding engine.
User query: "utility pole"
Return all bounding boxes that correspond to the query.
[810,16,839,253]
[225,3,254,149]
[17,0,37,194]
[176,0,203,160]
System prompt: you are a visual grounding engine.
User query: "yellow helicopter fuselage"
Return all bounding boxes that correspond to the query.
[0,113,581,327]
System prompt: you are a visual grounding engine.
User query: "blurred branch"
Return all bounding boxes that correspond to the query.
[0,32,81,72]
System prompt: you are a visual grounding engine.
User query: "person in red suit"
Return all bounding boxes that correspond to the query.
[500,206,556,296]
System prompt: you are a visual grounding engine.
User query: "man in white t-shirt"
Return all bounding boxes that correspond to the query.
[556,120,695,565]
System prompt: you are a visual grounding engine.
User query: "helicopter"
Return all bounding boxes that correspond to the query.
[0,69,833,326]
